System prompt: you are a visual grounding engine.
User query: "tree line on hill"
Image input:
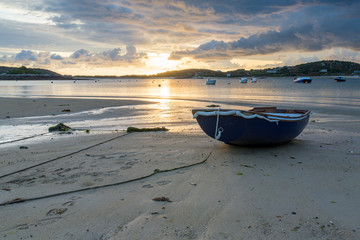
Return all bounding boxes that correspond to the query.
[0,66,72,80]
[1,60,360,80]
[147,60,360,78]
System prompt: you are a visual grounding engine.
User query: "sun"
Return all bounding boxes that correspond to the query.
[146,53,178,72]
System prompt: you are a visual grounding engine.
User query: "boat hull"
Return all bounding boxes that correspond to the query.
[294,78,312,83]
[334,77,346,82]
[193,108,310,146]
[206,79,216,85]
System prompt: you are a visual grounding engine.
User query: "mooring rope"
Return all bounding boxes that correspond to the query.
[0,132,131,180]
[0,135,218,206]
[0,132,50,145]
[0,129,121,146]
[0,118,223,206]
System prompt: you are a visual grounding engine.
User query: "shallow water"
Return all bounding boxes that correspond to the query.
[1,77,359,108]
[0,77,359,145]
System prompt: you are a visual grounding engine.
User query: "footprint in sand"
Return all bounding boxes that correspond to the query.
[62,201,75,206]
[94,178,104,182]
[119,161,137,170]
[37,216,63,226]
[156,181,172,186]
[61,180,76,185]
[103,170,119,176]
[9,216,62,233]
[70,196,82,200]
[81,182,95,187]
[120,166,132,170]
[46,208,68,216]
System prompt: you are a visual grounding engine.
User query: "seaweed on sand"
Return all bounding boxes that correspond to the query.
[126,127,169,133]
[48,123,72,132]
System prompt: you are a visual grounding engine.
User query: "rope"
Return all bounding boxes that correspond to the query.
[214,108,223,140]
[0,137,217,206]
[0,132,50,145]
[0,132,130,179]
[0,129,121,146]
[0,118,223,206]
[214,108,220,138]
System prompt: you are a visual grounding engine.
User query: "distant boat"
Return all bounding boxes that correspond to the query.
[334,76,346,82]
[240,78,248,83]
[251,77,257,83]
[206,79,216,85]
[294,77,312,83]
[192,107,311,146]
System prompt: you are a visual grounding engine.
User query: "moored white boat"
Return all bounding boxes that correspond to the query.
[206,79,216,85]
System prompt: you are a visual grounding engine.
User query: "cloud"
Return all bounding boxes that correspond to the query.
[29,0,223,47]
[70,49,91,59]
[51,14,80,29]
[0,46,148,70]
[169,1,360,61]
[50,54,64,60]
[1,0,360,74]
[0,0,314,54]
[15,50,38,61]
[101,48,122,61]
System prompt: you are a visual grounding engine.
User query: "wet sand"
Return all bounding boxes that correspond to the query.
[0,97,359,239]
[0,97,153,119]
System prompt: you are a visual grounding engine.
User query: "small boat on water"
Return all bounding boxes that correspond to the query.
[334,76,346,82]
[294,77,312,83]
[206,79,216,85]
[192,107,311,146]
[240,78,248,83]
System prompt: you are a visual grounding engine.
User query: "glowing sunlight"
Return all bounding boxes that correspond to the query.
[146,53,178,72]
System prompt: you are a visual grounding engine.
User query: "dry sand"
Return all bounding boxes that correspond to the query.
[0,97,359,239]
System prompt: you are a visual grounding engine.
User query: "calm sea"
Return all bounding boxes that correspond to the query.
[0,77,359,144]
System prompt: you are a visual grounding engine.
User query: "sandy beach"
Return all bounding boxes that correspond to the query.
[0,97,360,239]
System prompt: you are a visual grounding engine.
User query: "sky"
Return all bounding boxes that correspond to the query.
[0,0,360,76]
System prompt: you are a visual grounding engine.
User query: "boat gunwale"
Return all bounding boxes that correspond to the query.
[192,108,311,121]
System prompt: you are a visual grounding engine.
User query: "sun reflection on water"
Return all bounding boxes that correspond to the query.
[156,86,172,122]
[159,85,170,99]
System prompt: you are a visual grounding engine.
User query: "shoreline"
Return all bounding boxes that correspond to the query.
[0,97,154,119]
[0,75,359,81]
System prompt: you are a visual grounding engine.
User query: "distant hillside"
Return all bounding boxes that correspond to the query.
[147,60,360,78]
[154,69,224,78]
[0,66,61,75]
[2,60,360,79]
[288,60,360,75]
[0,66,71,80]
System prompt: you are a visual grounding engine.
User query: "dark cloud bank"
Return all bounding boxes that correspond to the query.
[170,0,360,60]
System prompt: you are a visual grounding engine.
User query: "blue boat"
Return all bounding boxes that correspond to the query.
[294,77,312,83]
[240,77,248,83]
[334,76,346,82]
[192,107,311,146]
